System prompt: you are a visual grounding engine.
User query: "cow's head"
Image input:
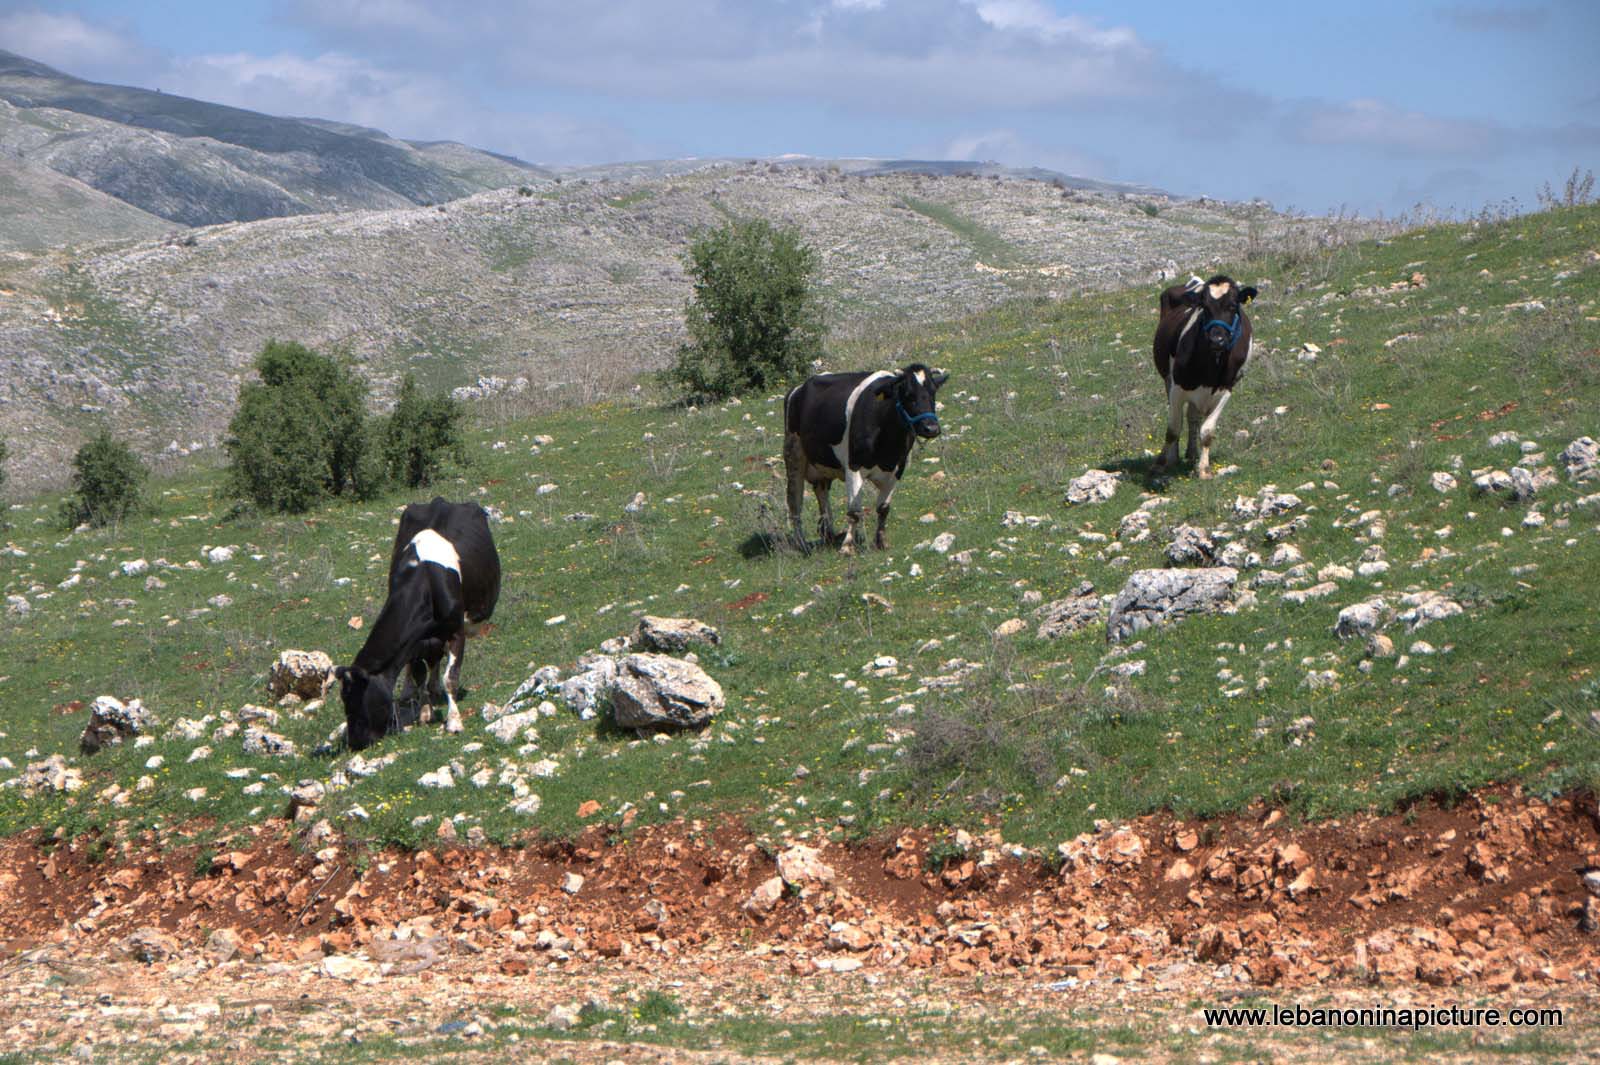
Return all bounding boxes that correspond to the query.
[1174,276,1257,355]
[334,665,394,752]
[879,363,949,439]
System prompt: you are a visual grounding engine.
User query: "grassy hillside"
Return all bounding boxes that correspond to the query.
[1,204,1596,859]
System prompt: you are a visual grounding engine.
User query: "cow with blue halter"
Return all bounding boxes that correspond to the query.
[783,362,948,552]
[1152,274,1259,479]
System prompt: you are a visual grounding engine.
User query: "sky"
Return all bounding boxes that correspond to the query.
[2,0,1596,215]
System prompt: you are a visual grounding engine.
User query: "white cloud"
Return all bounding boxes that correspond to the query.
[934,128,1112,180]
[0,9,160,82]
[1291,98,1500,155]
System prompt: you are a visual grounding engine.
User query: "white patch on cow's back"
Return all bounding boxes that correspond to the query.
[409,528,460,574]
[1207,280,1232,301]
[832,370,895,471]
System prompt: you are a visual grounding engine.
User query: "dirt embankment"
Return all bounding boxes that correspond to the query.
[3,786,1597,990]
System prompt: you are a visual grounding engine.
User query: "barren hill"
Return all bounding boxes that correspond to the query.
[0,49,550,229]
[0,162,1293,490]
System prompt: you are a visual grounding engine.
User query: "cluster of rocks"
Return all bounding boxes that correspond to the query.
[499,616,726,736]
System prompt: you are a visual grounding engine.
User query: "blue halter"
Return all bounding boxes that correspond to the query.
[1200,312,1241,349]
[897,398,938,430]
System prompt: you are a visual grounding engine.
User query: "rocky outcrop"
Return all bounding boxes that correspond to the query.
[1165,524,1216,566]
[1106,568,1239,643]
[1559,437,1598,482]
[79,695,157,754]
[1034,581,1101,640]
[1064,469,1118,505]
[610,654,724,733]
[631,616,721,653]
[268,650,334,700]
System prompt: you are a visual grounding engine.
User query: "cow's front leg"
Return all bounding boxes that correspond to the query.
[872,473,898,550]
[1185,402,1202,465]
[1153,381,1184,471]
[1195,390,1232,480]
[840,468,866,554]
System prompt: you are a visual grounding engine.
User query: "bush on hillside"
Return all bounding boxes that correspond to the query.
[60,431,146,528]
[382,374,465,488]
[225,341,383,513]
[670,219,824,400]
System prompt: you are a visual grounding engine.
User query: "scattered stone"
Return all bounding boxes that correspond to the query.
[560,656,619,719]
[929,531,956,554]
[268,650,334,699]
[1367,634,1396,658]
[1430,472,1457,493]
[117,928,181,964]
[1334,598,1390,639]
[485,709,539,744]
[320,955,379,982]
[1558,437,1598,482]
[1398,591,1463,631]
[632,615,721,653]
[120,559,149,577]
[418,767,455,789]
[743,876,786,917]
[562,872,585,895]
[1034,582,1100,640]
[1165,525,1215,566]
[545,1005,581,1031]
[206,545,235,564]
[205,928,241,964]
[15,754,83,795]
[79,695,157,754]
[777,844,836,886]
[610,653,724,733]
[995,617,1026,638]
[1065,469,1119,505]
[241,727,296,758]
[1106,568,1239,643]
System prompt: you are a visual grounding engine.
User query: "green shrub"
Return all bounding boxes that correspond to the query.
[224,341,383,512]
[381,374,465,488]
[670,218,824,400]
[60,430,146,528]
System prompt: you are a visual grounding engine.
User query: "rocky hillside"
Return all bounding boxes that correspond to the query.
[0,159,1314,491]
[0,154,176,251]
[0,50,548,229]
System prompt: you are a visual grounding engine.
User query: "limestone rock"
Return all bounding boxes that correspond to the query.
[777,844,836,886]
[1106,568,1238,644]
[268,650,333,700]
[1165,524,1215,566]
[117,927,181,964]
[485,709,540,745]
[241,727,296,758]
[1034,581,1100,640]
[1065,469,1119,505]
[560,655,619,720]
[79,695,157,754]
[611,654,723,732]
[16,754,84,795]
[1559,436,1598,482]
[1398,591,1463,631]
[631,615,721,653]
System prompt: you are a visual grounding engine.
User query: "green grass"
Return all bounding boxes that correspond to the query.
[1,204,1598,856]
[899,196,1027,268]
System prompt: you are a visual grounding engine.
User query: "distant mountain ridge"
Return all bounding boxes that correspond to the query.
[0,49,551,232]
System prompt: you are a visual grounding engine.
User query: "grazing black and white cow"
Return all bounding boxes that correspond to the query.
[783,363,948,552]
[1152,274,1258,479]
[335,497,501,751]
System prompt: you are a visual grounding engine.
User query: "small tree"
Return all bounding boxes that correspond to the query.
[670,218,825,400]
[61,431,146,528]
[225,341,383,512]
[382,374,465,488]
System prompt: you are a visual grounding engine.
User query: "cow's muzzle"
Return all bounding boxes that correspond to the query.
[915,419,941,439]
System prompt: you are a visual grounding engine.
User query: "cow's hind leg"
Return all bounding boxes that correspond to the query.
[784,432,807,546]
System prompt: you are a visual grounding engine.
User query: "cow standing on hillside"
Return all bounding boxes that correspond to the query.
[335,497,501,751]
[1152,274,1258,478]
[783,363,948,552]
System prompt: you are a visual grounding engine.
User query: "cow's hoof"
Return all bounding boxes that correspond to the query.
[1198,467,1214,481]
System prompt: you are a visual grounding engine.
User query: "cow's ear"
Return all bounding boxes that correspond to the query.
[930,371,949,389]
[1181,288,1206,306]
[1238,286,1258,304]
